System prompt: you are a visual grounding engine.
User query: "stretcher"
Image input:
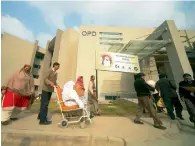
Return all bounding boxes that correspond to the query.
[55,86,91,128]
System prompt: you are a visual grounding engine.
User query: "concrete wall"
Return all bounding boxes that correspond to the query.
[1,33,37,85]
[57,28,79,87]
[76,26,155,101]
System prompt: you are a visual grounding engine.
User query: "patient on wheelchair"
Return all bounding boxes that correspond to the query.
[62,76,94,119]
[62,81,85,108]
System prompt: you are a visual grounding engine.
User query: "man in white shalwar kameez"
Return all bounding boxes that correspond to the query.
[62,81,84,108]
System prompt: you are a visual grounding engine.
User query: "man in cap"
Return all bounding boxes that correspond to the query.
[156,73,184,120]
[134,73,166,130]
[179,73,195,125]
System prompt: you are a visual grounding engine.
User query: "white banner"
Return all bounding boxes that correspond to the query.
[96,52,140,73]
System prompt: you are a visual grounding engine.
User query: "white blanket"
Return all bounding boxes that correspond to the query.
[146,80,158,94]
[62,81,84,108]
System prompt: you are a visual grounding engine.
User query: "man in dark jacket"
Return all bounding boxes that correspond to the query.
[156,74,183,120]
[134,73,166,130]
[179,73,195,124]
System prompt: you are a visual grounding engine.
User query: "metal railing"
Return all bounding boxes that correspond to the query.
[100,91,137,101]
[116,91,137,99]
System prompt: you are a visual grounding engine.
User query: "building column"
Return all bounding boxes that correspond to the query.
[162,20,193,85]
[164,62,174,82]
[52,29,63,64]
[141,57,159,82]
[139,60,144,73]
[147,20,193,85]
[149,57,159,81]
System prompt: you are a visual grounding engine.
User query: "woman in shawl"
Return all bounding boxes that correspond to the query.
[1,64,35,125]
[88,75,100,116]
[75,76,85,94]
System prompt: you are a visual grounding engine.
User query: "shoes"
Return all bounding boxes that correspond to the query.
[134,120,144,124]
[10,118,18,121]
[39,121,52,125]
[2,118,19,125]
[170,116,175,120]
[154,125,166,130]
[1,121,10,125]
[95,113,101,116]
[37,116,51,122]
[157,109,163,113]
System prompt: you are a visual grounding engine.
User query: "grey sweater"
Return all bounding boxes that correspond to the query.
[42,69,57,92]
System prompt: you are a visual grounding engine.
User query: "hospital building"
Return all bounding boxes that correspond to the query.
[1,20,195,101]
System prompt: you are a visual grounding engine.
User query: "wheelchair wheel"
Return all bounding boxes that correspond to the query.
[80,121,86,129]
[61,120,68,128]
[85,118,91,125]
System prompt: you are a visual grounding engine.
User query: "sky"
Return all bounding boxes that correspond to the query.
[1,0,195,48]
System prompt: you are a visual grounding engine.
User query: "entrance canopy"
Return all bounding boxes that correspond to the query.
[108,40,171,60]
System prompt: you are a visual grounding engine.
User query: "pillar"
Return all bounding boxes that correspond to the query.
[162,21,193,85]
[147,20,193,85]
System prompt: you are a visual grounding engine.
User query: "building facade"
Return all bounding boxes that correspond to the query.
[1,20,195,101]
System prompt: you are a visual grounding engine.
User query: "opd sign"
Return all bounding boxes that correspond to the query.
[82,31,96,36]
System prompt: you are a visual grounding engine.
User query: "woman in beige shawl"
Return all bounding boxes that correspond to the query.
[1,64,35,125]
[88,75,100,116]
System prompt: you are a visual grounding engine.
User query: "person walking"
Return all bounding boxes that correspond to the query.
[134,73,166,130]
[88,75,100,116]
[179,73,195,125]
[156,73,184,120]
[74,76,86,105]
[38,62,60,125]
[1,64,35,125]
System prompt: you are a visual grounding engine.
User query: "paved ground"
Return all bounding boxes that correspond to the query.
[2,109,195,146]
[2,98,195,146]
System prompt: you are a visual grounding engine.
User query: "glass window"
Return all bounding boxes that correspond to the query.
[33,64,41,69]
[33,74,39,79]
[100,42,122,46]
[35,55,43,60]
[35,53,44,60]
[99,32,122,36]
[99,37,123,41]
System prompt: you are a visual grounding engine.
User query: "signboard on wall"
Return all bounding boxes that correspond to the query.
[81,31,96,36]
[95,51,140,73]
